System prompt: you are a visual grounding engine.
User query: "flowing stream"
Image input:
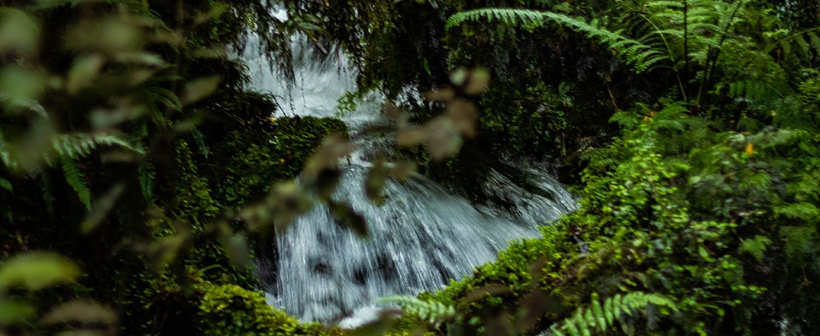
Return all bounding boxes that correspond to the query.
[241,31,577,324]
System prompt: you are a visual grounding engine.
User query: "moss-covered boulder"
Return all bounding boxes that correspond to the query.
[197,283,343,335]
[209,116,348,209]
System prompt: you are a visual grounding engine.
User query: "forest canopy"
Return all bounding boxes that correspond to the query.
[1,0,820,335]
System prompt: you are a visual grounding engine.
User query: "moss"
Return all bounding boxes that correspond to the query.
[196,283,343,336]
[117,262,199,334]
[172,140,221,229]
[210,116,348,209]
[169,140,258,289]
[111,117,349,335]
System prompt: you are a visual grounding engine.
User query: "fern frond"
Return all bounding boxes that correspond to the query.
[0,93,48,118]
[378,295,456,327]
[61,157,92,210]
[447,8,668,73]
[808,31,820,52]
[550,292,677,336]
[764,27,820,60]
[644,1,685,9]
[726,79,786,105]
[191,128,210,159]
[1,130,145,200]
[52,133,145,159]
[147,86,182,112]
[38,172,55,217]
[138,159,155,203]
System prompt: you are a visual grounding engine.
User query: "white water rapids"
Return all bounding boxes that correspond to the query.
[240,30,577,324]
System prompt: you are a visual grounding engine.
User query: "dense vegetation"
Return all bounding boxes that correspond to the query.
[0,0,350,334]
[1,0,820,335]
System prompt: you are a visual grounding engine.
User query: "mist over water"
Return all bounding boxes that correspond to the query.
[241,32,576,323]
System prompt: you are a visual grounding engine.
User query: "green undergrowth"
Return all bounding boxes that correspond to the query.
[0,115,348,334]
[209,116,348,209]
[197,282,344,336]
[156,116,348,334]
[188,115,348,335]
[388,101,820,335]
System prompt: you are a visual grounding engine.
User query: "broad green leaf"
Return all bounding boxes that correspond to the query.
[328,200,368,238]
[64,16,143,54]
[114,52,165,67]
[66,54,105,94]
[302,134,354,178]
[390,161,417,180]
[81,183,125,233]
[365,161,387,204]
[464,68,490,95]
[0,299,36,325]
[0,177,12,193]
[313,168,342,199]
[698,245,711,260]
[194,3,230,26]
[445,100,479,136]
[222,234,250,267]
[450,68,468,86]
[0,8,40,56]
[33,0,87,9]
[41,300,115,325]
[55,330,105,336]
[424,117,463,160]
[395,128,425,147]
[182,76,221,105]
[0,66,45,104]
[0,252,80,290]
[141,234,190,274]
[424,88,455,102]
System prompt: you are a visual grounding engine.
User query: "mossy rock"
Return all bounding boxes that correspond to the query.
[210,116,348,209]
[197,283,343,335]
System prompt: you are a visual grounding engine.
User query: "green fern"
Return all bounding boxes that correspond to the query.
[446,0,759,104]
[61,157,92,210]
[726,80,778,104]
[38,173,55,217]
[191,128,211,159]
[138,160,156,203]
[739,235,772,262]
[447,8,667,73]
[3,132,144,211]
[378,295,456,327]
[550,292,678,336]
[52,133,144,160]
[765,27,820,62]
[780,225,817,263]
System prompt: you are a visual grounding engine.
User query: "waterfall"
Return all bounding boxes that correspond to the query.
[240,30,577,323]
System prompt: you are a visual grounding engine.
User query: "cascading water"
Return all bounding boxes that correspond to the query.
[241,29,577,324]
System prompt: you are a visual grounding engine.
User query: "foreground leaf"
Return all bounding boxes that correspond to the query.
[0,252,80,290]
[329,200,368,238]
[41,300,115,325]
[182,76,221,105]
[0,299,36,325]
